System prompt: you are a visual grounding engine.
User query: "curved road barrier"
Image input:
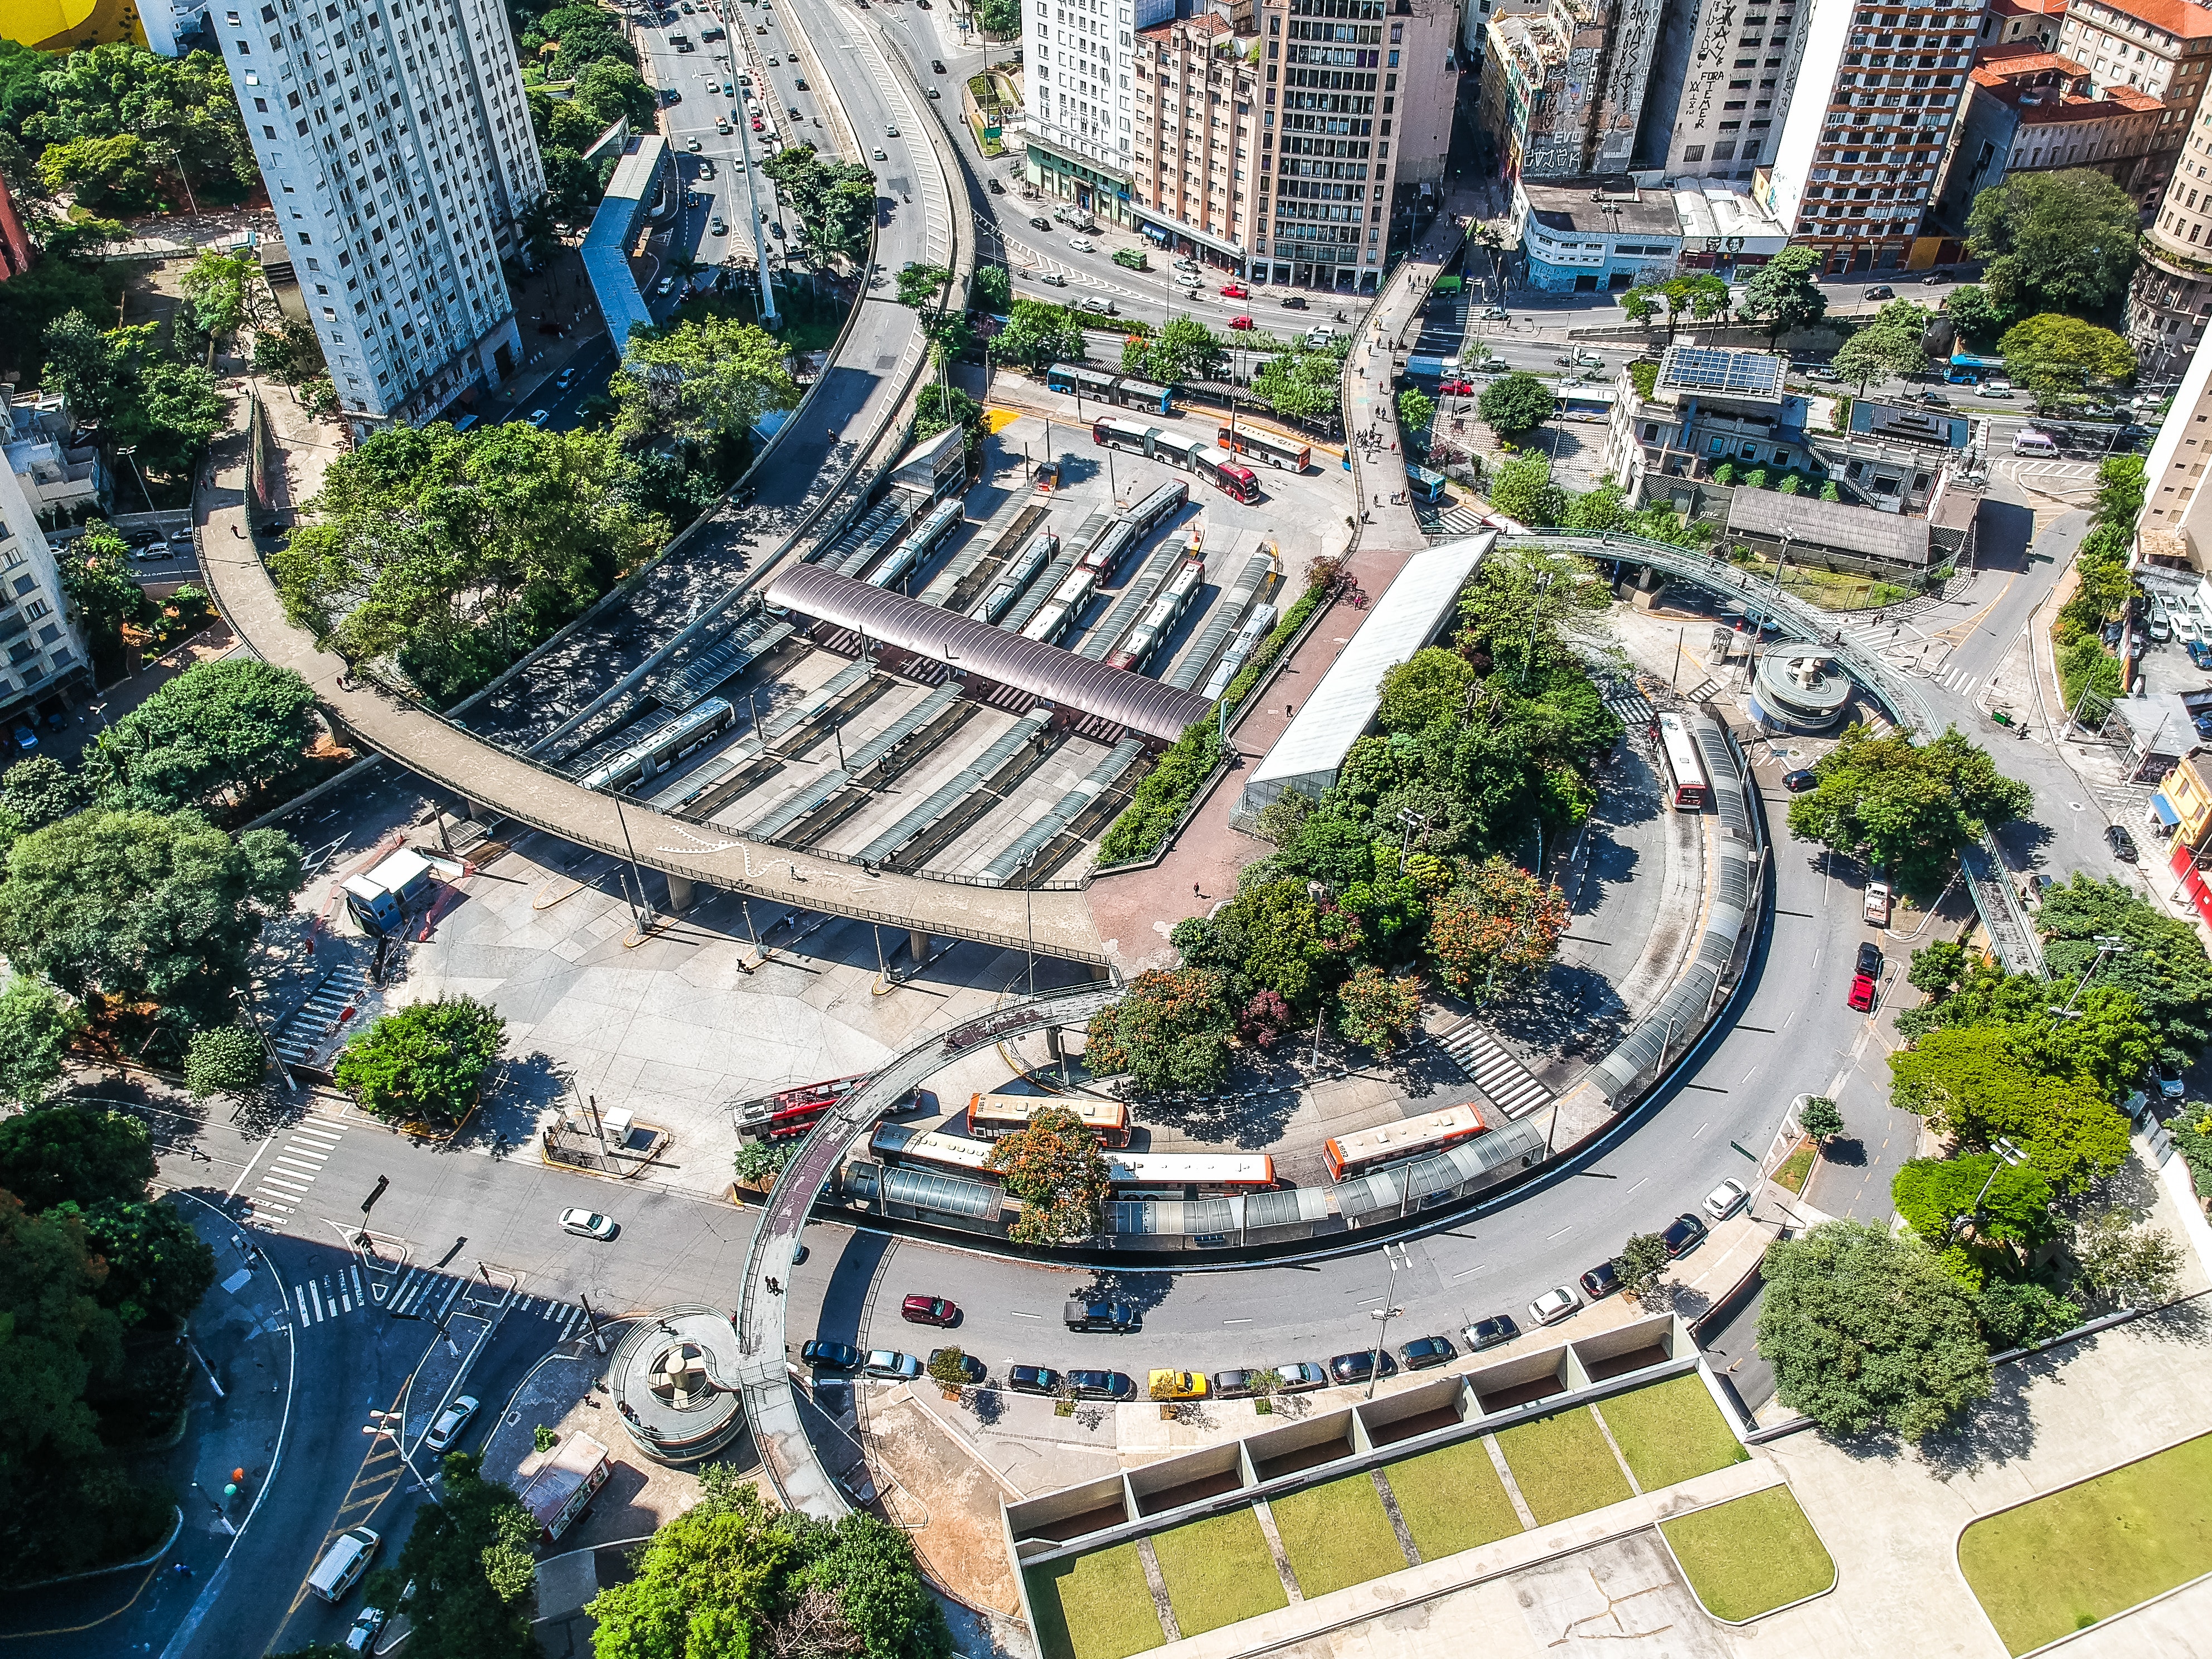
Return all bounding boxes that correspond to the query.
[732,982,1122,1516]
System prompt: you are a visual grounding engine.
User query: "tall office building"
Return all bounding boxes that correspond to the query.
[1755,1,1986,274]
[1026,0,1160,225]
[0,460,91,726]
[214,0,545,426]
[1122,0,1459,289]
[1638,0,1818,180]
[2138,322,2212,569]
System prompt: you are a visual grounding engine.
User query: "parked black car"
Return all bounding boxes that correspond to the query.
[1328,1349,1400,1385]
[2107,822,2140,863]
[800,1340,862,1370]
[1064,1299,1136,1332]
[1580,1260,1623,1299]
[1464,1315,1519,1352]
[1660,1212,1709,1259]
[1400,1336,1457,1371]
[1007,1366,1061,1394]
[1068,1370,1136,1401]
[1855,940,1881,977]
[1782,768,1817,793]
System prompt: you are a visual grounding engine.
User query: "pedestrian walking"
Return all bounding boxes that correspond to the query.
[1194,882,1202,899]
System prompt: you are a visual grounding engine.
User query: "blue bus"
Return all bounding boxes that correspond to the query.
[1406,464,1448,503]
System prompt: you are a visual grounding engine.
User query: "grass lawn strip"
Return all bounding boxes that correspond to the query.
[1269,1474,1408,1598]
[1594,1375,1750,1492]
[1383,1435,1527,1560]
[1957,1431,2212,1655]
[1495,1408,1635,1526]
[1661,1487,1835,1623]
[1149,1507,1290,1637]
[1025,1544,1165,1659]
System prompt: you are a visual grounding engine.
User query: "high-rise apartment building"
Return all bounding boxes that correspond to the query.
[1639,0,1817,180]
[1026,0,1158,225]
[1755,2,1985,274]
[214,0,544,426]
[1479,0,1667,180]
[2138,321,2212,569]
[1124,0,1458,289]
[0,464,90,725]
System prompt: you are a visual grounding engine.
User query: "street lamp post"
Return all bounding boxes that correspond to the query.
[115,445,158,516]
[1366,1241,1412,1398]
[2051,935,2130,1020]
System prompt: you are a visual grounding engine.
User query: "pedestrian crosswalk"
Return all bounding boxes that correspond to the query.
[1434,1022,1554,1119]
[246,1117,345,1220]
[294,1262,371,1325]
[271,962,371,1067]
[290,1258,601,1342]
[1418,502,1491,542]
[1602,684,1655,727]
[1924,663,1981,696]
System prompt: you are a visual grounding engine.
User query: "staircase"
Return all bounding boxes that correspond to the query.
[1433,1021,1554,1120]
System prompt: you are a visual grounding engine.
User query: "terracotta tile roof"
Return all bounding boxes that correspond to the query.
[2082,0,2212,41]
[1976,43,2090,73]
[1988,0,2069,14]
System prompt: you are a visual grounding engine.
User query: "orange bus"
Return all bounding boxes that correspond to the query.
[1323,1104,1488,1182]
[966,1093,1132,1147]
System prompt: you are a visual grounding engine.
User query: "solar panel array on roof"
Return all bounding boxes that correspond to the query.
[1656,347,1783,399]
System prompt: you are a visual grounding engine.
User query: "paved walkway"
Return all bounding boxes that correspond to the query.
[1085,223,1472,974]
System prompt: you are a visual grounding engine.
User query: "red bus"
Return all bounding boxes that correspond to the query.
[1656,713,1710,811]
[1194,447,1260,503]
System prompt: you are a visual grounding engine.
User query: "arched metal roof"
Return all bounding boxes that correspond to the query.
[766,564,1212,741]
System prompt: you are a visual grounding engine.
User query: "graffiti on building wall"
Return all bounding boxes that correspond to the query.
[1682,0,1738,138]
[1598,0,1665,162]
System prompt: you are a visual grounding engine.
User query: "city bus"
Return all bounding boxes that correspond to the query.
[1192,447,1261,503]
[967,1093,1132,1146]
[1656,712,1711,811]
[1322,1104,1488,1182]
[1215,425,1311,472]
[1048,363,1120,403]
[1406,463,1449,503]
[1092,416,1157,456]
[874,1123,1272,1189]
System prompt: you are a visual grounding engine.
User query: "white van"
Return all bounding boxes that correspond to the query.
[309,1526,381,1603]
[2012,429,2060,456]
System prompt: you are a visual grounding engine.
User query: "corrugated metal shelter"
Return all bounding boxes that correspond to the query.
[766,564,1211,741]
[1237,534,1493,815]
[580,137,669,351]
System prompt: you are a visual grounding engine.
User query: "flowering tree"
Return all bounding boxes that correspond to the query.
[984,1105,1113,1245]
[1425,857,1569,1003]
[1084,967,1235,1092]
[1335,967,1423,1052]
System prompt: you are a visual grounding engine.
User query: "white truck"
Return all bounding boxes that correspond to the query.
[1864,879,1891,927]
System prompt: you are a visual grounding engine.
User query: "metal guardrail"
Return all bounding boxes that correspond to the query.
[1962,828,2044,977]
[730,982,1120,1518]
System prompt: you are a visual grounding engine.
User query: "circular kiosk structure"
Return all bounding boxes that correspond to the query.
[1749,649,1856,733]
[610,1304,747,1464]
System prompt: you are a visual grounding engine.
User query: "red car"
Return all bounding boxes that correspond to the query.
[1228,314,1255,330]
[901,1294,959,1326]
[1847,972,1876,1012]
[1220,281,1249,298]
[1438,377,1474,395]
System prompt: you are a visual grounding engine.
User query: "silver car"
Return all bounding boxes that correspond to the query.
[1529,1286,1580,1327]
[1270,1361,1329,1392]
[865,1348,923,1381]
[423,1394,478,1453]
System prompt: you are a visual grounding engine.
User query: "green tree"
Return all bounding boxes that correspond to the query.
[732,1137,795,1187]
[1757,1219,1993,1439]
[184,1025,265,1100]
[1975,1279,2080,1349]
[1376,647,1476,734]
[2068,1210,2182,1310]
[611,312,801,443]
[1084,967,1235,1092]
[36,134,163,215]
[1892,1152,2057,1254]
[89,659,319,814]
[1335,966,1422,1051]
[1477,371,1554,435]
[178,249,252,341]
[1616,1231,1671,1305]
[1,756,90,831]
[57,523,158,683]
[1784,725,2032,892]
[1798,1095,1845,1141]
[1424,858,1569,1002]
[974,0,1021,33]
[760,143,878,263]
[1997,313,2135,408]
[1397,387,1435,436]
[24,45,254,207]
[1944,283,2008,348]
[2038,875,2212,1066]
[971,264,1012,312]
[983,1105,1112,1244]
[1833,316,1927,392]
[520,3,639,80]
[253,317,328,389]
[334,996,507,1126]
[274,421,666,703]
[0,1102,153,1211]
[0,811,302,1032]
[1484,453,1566,523]
[1966,168,2141,318]
[1251,347,1343,420]
[911,382,986,457]
[1563,481,1631,532]
[111,358,224,476]
[0,978,77,1107]
[1737,245,1828,344]
[925,1346,972,1390]
[1888,1025,2131,1197]
[1140,314,1225,384]
[574,58,658,129]
[389,1453,537,1659]
[993,298,1090,368]
[75,1197,215,1328]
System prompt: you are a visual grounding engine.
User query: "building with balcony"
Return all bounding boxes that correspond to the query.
[1753,1,1982,274]
[1025,0,1155,225]
[1933,44,2166,225]
[0,452,91,727]
[3,389,106,525]
[2137,319,2212,566]
[214,0,544,428]
[1480,0,1667,181]
[2128,11,2212,382]
[1637,0,1816,181]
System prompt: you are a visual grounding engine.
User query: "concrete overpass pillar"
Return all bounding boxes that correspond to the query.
[1047,1025,1065,1063]
[667,874,695,914]
[908,928,929,964]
